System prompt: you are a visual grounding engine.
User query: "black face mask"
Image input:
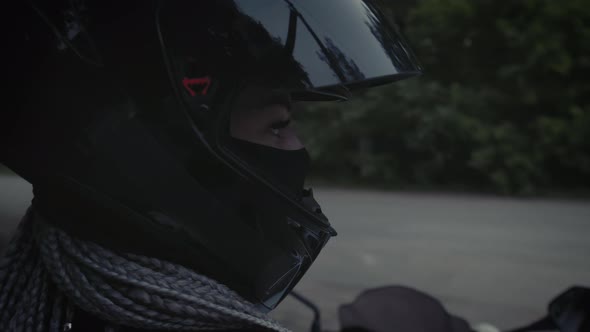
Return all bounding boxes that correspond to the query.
[229,137,311,199]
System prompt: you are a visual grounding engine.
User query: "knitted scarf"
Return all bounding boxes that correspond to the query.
[0,208,289,332]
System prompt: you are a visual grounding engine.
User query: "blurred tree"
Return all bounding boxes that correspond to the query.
[301,0,590,194]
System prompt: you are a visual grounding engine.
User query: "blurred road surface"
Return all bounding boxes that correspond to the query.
[1,174,589,331]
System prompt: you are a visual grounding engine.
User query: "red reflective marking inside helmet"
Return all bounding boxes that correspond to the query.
[182,77,211,96]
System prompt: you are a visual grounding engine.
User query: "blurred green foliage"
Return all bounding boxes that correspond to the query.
[301,0,590,194]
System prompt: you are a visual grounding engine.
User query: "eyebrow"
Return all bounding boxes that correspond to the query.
[271,119,292,129]
[267,91,292,111]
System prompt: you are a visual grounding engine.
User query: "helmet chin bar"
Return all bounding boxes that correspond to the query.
[189,78,337,309]
[253,188,332,311]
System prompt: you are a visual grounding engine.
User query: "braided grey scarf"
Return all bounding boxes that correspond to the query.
[0,208,290,332]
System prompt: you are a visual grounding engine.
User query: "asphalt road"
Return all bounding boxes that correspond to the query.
[1,174,589,331]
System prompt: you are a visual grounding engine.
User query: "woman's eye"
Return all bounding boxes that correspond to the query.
[270,119,291,136]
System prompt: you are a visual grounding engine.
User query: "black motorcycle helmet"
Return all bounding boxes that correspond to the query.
[2,0,421,310]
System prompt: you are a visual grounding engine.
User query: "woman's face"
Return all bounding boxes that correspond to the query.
[229,86,304,151]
